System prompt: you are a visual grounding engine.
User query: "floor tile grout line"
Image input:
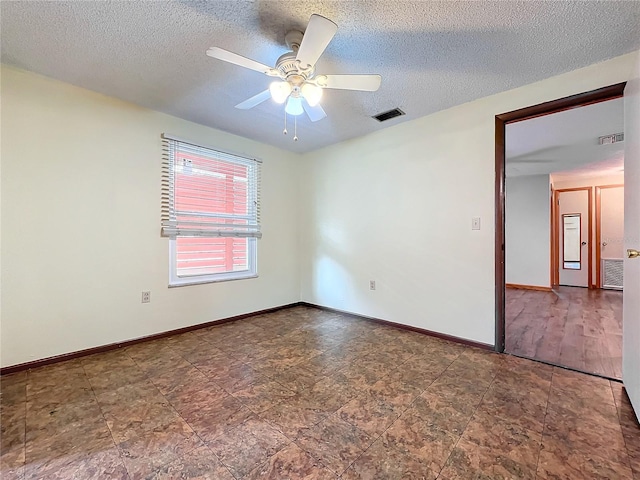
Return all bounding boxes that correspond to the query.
[183,314,421,406]
[537,368,634,478]
[533,366,555,480]
[433,358,500,480]
[190,319,349,394]
[338,352,461,478]
[122,319,355,478]
[296,381,402,472]
[118,346,236,479]
[172,327,368,479]
[609,380,637,477]
[79,362,131,480]
[288,417,368,478]
[166,367,241,478]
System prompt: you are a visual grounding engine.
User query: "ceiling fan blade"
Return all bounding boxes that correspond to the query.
[235,89,272,110]
[207,47,273,75]
[317,74,382,91]
[302,99,327,122]
[296,14,338,68]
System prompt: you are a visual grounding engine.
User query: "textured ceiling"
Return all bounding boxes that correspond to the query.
[506,98,625,178]
[2,1,639,153]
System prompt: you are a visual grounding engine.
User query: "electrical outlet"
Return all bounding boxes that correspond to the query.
[369,280,376,290]
[141,291,151,303]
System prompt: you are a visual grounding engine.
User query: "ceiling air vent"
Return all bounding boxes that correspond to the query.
[598,132,624,145]
[373,108,405,122]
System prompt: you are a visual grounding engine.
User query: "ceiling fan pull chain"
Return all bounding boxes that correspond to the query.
[294,116,298,142]
[283,111,288,135]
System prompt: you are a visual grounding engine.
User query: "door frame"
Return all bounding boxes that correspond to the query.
[550,185,558,288]
[553,187,593,288]
[595,184,625,289]
[494,82,626,353]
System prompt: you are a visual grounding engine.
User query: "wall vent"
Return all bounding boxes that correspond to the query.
[598,132,624,145]
[373,108,405,122]
[602,258,623,290]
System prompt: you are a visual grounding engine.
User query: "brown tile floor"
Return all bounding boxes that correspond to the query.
[1,305,638,479]
[505,286,623,379]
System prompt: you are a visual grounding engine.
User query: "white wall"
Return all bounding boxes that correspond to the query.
[505,175,550,288]
[299,52,636,346]
[0,66,301,367]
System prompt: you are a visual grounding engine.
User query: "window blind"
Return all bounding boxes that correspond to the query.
[161,134,262,239]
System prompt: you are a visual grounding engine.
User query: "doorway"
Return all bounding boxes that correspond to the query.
[506,164,624,378]
[495,84,626,380]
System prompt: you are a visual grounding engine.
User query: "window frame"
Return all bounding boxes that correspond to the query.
[162,134,261,287]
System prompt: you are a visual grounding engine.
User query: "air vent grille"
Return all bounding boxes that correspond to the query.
[602,258,623,290]
[598,132,624,145]
[373,108,405,122]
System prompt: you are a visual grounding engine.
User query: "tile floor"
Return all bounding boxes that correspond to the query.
[1,305,638,479]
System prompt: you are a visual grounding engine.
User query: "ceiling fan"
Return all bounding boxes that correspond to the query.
[206,14,381,139]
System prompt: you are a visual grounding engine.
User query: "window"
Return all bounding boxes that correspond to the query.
[161,134,261,286]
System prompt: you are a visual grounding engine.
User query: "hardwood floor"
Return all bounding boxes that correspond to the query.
[2,305,639,479]
[506,286,623,379]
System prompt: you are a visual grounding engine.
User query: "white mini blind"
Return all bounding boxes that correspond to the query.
[161,134,261,239]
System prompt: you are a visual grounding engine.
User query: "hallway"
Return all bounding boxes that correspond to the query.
[505,286,623,379]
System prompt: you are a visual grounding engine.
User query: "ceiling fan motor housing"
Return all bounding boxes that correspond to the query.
[276,50,315,82]
[276,29,318,83]
[284,30,304,51]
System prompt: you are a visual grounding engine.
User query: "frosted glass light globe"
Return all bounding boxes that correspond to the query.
[269,81,292,104]
[285,96,304,116]
[301,83,323,107]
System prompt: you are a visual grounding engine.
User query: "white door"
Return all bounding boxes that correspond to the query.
[623,51,640,420]
[558,189,589,287]
[601,186,625,260]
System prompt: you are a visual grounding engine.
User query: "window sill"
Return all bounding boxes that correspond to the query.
[168,274,258,288]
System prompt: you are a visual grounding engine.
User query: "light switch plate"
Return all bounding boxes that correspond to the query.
[472,217,481,230]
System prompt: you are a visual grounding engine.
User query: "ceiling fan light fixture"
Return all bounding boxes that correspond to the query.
[269,81,292,104]
[208,14,382,135]
[285,96,304,116]
[301,83,323,107]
